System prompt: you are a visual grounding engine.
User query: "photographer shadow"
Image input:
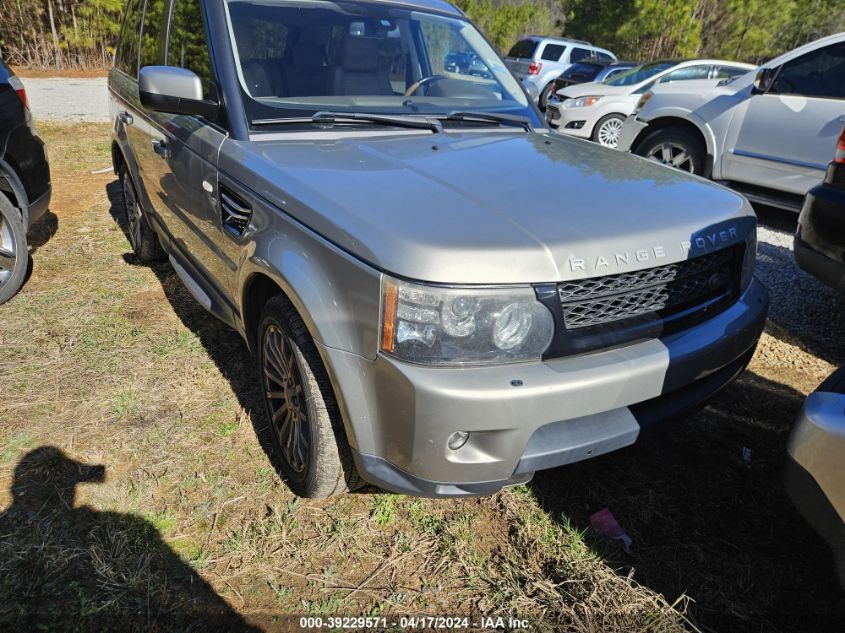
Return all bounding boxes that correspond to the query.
[0,446,261,632]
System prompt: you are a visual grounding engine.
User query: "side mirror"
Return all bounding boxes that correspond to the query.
[139,66,219,119]
[751,67,776,95]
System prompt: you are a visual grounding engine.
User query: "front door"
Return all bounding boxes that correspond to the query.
[722,41,845,196]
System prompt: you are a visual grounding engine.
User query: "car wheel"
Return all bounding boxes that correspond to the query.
[592,114,626,148]
[539,82,556,110]
[257,294,359,498]
[120,166,164,263]
[0,192,28,305]
[636,127,706,175]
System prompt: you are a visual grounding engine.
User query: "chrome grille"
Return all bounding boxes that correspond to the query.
[559,247,737,330]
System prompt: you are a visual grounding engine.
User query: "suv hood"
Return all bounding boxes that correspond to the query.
[227,130,754,284]
[560,81,634,98]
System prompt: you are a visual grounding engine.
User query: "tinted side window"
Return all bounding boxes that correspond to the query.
[116,0,143,76]
[168,0,215,100]
[569,47,593,63]
[541,44,566,62]
[773,42,845,99]
[140,0,167,70]
[596,52,614,62]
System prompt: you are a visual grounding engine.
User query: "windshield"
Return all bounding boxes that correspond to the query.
[604,62,675,86]
[225,0,534,127]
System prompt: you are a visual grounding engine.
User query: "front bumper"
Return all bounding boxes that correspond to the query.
[785,370,845,586]
[27,184,52,228]
[616,114,648,153]
[544,102,593,137]
[323,278,768,497]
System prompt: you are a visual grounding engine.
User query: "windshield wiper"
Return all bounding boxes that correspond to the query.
[442,111,533,131]
[252,111,443,133]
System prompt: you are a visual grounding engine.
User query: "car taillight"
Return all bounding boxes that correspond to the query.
[8,76,29,110]
[528,61,542,75]
[835,125,845,164]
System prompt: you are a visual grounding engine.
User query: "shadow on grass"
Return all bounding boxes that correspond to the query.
[529,371,845,633]
[0,446,260,632]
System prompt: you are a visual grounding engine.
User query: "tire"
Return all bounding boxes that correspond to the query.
[539,82,556,111]
[0,192,28,305]
[120,165,164,263]
[257,294,359,498]
[591,113,627,148]
[635,127,706,176]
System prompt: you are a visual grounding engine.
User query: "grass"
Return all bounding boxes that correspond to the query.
[0,122,843,632]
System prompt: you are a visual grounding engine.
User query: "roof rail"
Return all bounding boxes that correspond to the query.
[529,35,593,46]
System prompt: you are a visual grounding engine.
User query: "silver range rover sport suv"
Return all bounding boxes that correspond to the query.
[109,0,769,498]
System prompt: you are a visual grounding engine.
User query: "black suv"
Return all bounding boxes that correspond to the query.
[796,123,845,294]
[0,59,52,304]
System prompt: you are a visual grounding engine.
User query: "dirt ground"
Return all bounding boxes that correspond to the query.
[0,122,843,632]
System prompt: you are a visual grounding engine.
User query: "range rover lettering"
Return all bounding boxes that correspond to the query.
[109,0,769,498]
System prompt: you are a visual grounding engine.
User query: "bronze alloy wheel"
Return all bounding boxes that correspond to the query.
[121,170,142,252]
[262,324,310,476]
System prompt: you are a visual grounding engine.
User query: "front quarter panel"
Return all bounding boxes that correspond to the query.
[231,176,382,361]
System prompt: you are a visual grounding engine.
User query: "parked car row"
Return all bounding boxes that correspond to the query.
[546,59,755,148]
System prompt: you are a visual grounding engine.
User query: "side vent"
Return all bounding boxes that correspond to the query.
[220,185,252,236]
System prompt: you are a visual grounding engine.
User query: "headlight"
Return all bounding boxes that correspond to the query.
[633,91,653,115]
[564,95,602,108]
[741,229,757,292]
[380,276,555,366]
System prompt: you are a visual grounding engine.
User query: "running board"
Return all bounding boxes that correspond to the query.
[718,181,805,213]
[169,255,212,311]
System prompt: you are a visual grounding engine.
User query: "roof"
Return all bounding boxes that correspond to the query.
[524,35,595,47]
[351,0,463,16]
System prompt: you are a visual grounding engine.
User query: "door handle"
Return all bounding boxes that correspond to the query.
[152,139,171,159]
[119,111,133,125]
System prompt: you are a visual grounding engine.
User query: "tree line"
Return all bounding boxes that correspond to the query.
[0,0,843,70]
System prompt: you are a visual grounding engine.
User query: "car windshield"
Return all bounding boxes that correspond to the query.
[224,0,534,127]
[604,62,675,86]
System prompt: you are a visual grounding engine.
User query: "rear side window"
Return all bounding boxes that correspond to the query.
[596,51,614,62]
[140,0,167,69]
[507,39,538,59]
[116,0,143,76]
[772,42,845,100]
[168,0,215,100]
[569,47,593,64]
[714,65,749,79]
[541,44,566,62]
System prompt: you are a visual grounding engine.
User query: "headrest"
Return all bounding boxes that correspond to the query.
[289,43,325,69]
[340,37,380,72]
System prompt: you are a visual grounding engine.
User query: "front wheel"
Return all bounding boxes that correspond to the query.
[592,113,626,148]
[120,166,164,263]
[257,295,359,498]
[635,127,706,176]
[538,82,556,111]
[0,192,28,305]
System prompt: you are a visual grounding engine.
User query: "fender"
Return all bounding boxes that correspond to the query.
[236,200,382,362]
[0,157,29,225]
[639,106,719,176]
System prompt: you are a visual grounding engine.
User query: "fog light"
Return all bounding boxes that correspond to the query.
[447,431,470,450]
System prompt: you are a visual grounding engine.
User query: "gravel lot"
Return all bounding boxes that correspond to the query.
[754,207,845,374]
[20,77,109,122]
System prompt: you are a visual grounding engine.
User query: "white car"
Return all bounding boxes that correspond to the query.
[618,32,845,211]
[546,59,754,148]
